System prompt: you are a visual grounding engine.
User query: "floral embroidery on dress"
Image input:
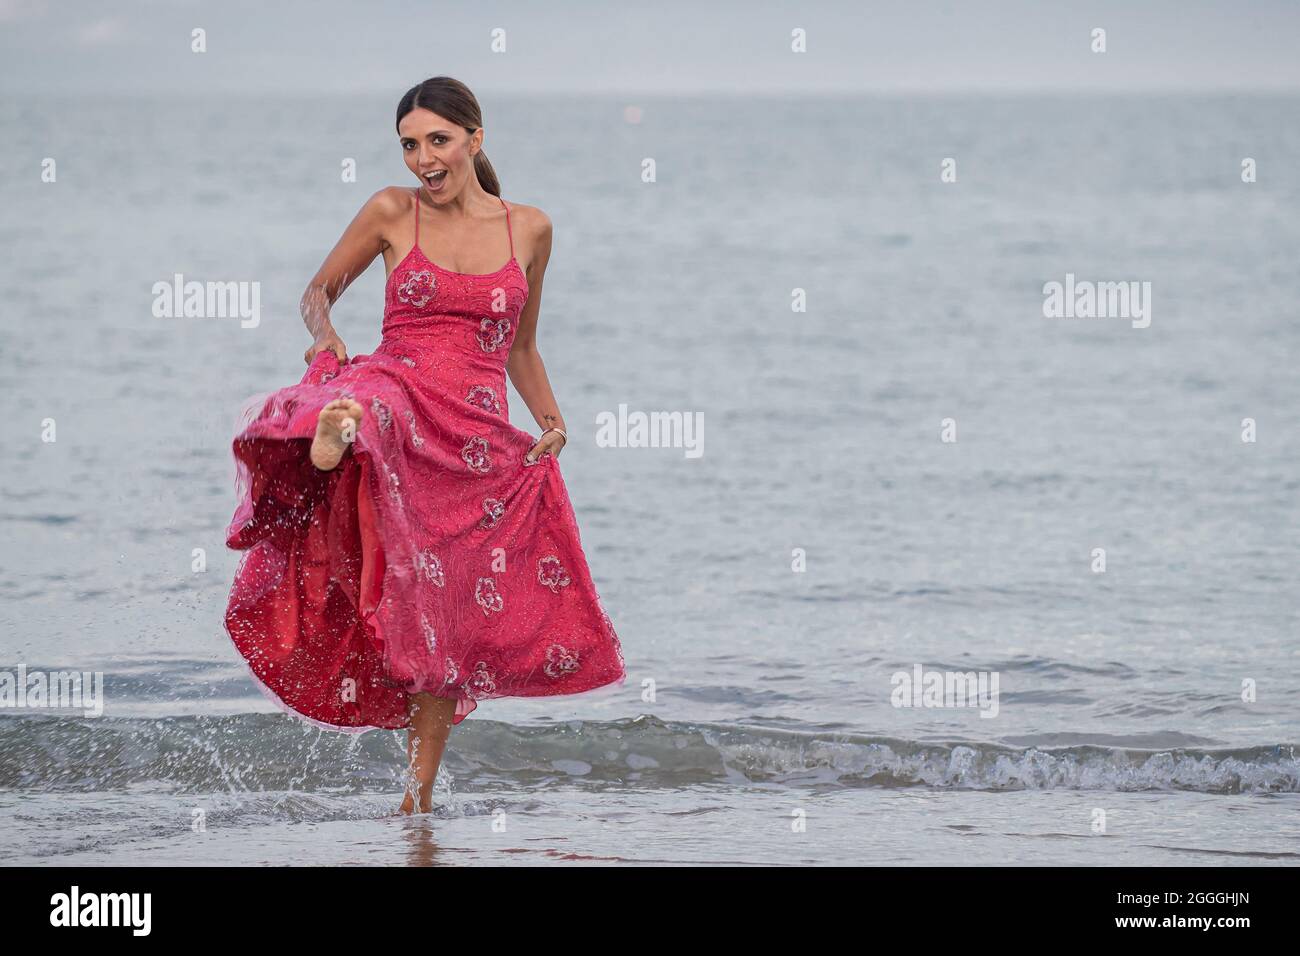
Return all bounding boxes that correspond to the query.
[465,661,497,699]
[396,270,436,308]
[461,436,492,474]
[543,643,580,678]
[465,385,501,415]
[479,497,505,530]
[475,576,503,615]
[420,614,438,655]
[404,408,425,448]
[537,555,571,593]
[476,317,510,352]
[414,549,445,587]
[444,658,459,685]
[371,396,392,432]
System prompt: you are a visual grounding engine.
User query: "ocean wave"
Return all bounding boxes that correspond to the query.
[1,712,1295,795]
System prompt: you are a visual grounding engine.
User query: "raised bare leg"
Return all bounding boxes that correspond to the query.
[310,398,364,471]
[398,692,458,814]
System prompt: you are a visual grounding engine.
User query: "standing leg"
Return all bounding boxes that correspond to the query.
[399,692,458,814]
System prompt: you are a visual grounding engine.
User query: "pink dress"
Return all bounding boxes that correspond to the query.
[224,190,626,731]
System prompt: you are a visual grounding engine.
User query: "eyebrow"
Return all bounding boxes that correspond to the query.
[400,130,453,140]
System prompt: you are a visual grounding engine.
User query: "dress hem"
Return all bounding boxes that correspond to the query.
[224,349,628,734]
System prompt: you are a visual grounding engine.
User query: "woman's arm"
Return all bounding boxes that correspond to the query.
[300,187,403,364]
[506,208,569,459]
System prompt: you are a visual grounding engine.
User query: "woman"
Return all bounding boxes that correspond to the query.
[224,76,627,815]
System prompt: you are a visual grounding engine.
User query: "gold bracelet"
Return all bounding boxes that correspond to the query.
[543,426,568,445]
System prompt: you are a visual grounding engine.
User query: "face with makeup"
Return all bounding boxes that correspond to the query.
[398,108,484,201]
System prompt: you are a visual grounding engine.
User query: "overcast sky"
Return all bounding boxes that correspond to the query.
[2,0,1298,96]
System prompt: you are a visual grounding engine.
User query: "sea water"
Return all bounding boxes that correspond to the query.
[1,92,1297,864]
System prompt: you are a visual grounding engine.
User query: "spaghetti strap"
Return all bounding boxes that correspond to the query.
[413,188,421,248]
[498,195,515,260]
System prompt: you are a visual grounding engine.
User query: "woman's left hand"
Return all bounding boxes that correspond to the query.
[526,429,567,463]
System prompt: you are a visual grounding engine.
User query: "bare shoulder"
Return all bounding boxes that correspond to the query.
[503,201,553,271]
[352,187,415,252]
[367,185,415,218]
[503,201,552,240]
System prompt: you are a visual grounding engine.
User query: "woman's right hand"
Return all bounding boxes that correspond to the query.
[305,331,349,365]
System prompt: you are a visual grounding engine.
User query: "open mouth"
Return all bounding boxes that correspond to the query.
[423,169,448,189]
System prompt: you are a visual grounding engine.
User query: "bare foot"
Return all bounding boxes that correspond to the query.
[310,398,364,470]
[397,791,433,815]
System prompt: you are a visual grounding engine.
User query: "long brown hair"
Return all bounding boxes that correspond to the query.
[396,77,501,196]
